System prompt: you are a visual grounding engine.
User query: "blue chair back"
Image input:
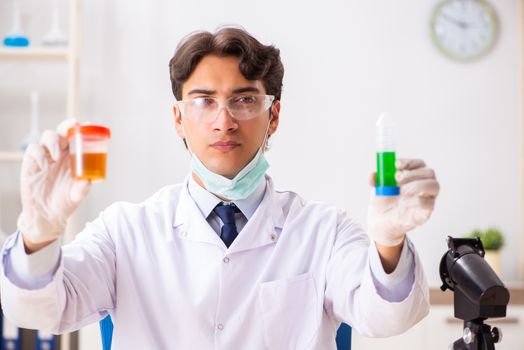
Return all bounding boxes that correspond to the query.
[99,315,113,350]
[100,316,351,350]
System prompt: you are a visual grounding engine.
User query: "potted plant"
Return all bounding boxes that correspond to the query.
[465,227,504,274]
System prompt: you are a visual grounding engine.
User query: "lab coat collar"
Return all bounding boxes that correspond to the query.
[172,175,285,253]
[187,175,222,219]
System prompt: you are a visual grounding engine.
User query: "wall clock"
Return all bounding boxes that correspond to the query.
[430,0,498,61]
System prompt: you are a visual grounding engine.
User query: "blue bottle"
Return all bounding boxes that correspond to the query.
[3,2,30,47]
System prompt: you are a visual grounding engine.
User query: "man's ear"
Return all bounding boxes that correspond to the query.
[268,100,281,137]
[173,105,185,139]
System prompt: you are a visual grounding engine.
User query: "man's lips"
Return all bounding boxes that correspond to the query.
[211,141,240,151]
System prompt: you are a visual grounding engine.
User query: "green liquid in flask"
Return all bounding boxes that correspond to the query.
[376,151,397,187]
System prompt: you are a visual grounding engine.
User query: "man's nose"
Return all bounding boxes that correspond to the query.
[212,107,238,132]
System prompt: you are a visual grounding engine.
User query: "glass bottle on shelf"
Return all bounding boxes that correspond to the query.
[3,0,30,47]
[20,91,41,150]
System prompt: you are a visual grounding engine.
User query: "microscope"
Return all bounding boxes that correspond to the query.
[439,236,510,350]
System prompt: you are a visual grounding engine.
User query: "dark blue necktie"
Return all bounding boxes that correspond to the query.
[213,203,240,248]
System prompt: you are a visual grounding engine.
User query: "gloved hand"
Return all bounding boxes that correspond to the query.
[367,158,440,247]
[18,119,91,245]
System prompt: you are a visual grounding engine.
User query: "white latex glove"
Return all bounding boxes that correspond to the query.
[17,119,91,244]
[367,158,440,247]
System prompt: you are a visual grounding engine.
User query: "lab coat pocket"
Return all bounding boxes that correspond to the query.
[258,273,320,350]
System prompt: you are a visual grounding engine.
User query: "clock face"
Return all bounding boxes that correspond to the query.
[431,0,498,61]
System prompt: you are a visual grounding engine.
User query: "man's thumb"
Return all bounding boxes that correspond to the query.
[70,180,91,204]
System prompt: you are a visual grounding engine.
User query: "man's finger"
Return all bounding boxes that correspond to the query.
[369,172,377,187]
[69,179,91,204]
[39,130,62,162]
[56,119,79,152]
[396,158,426,171]
[22,143,49,175]
[401,195,436,211]
[56,118,77,137]
[396,167,436,185]
[400,179,440,197]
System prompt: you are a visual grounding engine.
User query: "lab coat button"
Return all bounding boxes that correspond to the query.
[270,234,277,241]
[223,257,230,263]
[217,323,224,330]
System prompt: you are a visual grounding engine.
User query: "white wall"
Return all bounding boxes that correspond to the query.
[0,0,522,284]
[82,0,523,284]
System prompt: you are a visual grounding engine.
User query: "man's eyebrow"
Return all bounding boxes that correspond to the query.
[232,87,260,94]
[186,87,261,96]
[187,89,216,95]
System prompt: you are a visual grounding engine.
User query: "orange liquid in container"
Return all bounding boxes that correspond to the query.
[67,124,111,182]
[70,153,107,181]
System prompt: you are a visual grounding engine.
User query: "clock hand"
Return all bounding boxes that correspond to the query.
[441,13,470,29]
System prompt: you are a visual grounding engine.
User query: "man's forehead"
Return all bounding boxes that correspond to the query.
[181,54,266,97]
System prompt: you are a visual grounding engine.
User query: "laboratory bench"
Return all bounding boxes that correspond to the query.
[429,283,524,306]
[353,283,524,349]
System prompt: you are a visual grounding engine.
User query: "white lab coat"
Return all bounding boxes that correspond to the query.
[1,176,429,349]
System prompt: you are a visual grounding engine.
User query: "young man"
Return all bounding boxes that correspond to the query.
[1,27,439,349]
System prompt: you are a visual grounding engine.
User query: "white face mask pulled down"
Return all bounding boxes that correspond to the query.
[181,117,272,201]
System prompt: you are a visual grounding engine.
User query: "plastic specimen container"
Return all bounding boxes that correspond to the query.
[67,124,111,182]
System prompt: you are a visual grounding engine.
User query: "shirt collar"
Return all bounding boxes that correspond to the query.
[187,174,266,220]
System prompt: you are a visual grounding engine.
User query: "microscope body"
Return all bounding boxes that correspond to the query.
[439,237,510,350]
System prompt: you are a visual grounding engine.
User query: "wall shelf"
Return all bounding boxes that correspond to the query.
[520,0,524,282]
[0,47,69,61]
[0,151,24,163]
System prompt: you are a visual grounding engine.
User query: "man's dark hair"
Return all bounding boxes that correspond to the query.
[169,27,284,101]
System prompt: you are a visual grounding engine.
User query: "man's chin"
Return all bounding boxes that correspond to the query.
[199,164,241,179]
[214,168,239,180]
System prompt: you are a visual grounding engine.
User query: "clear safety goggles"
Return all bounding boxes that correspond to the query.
[176,94,275,122]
